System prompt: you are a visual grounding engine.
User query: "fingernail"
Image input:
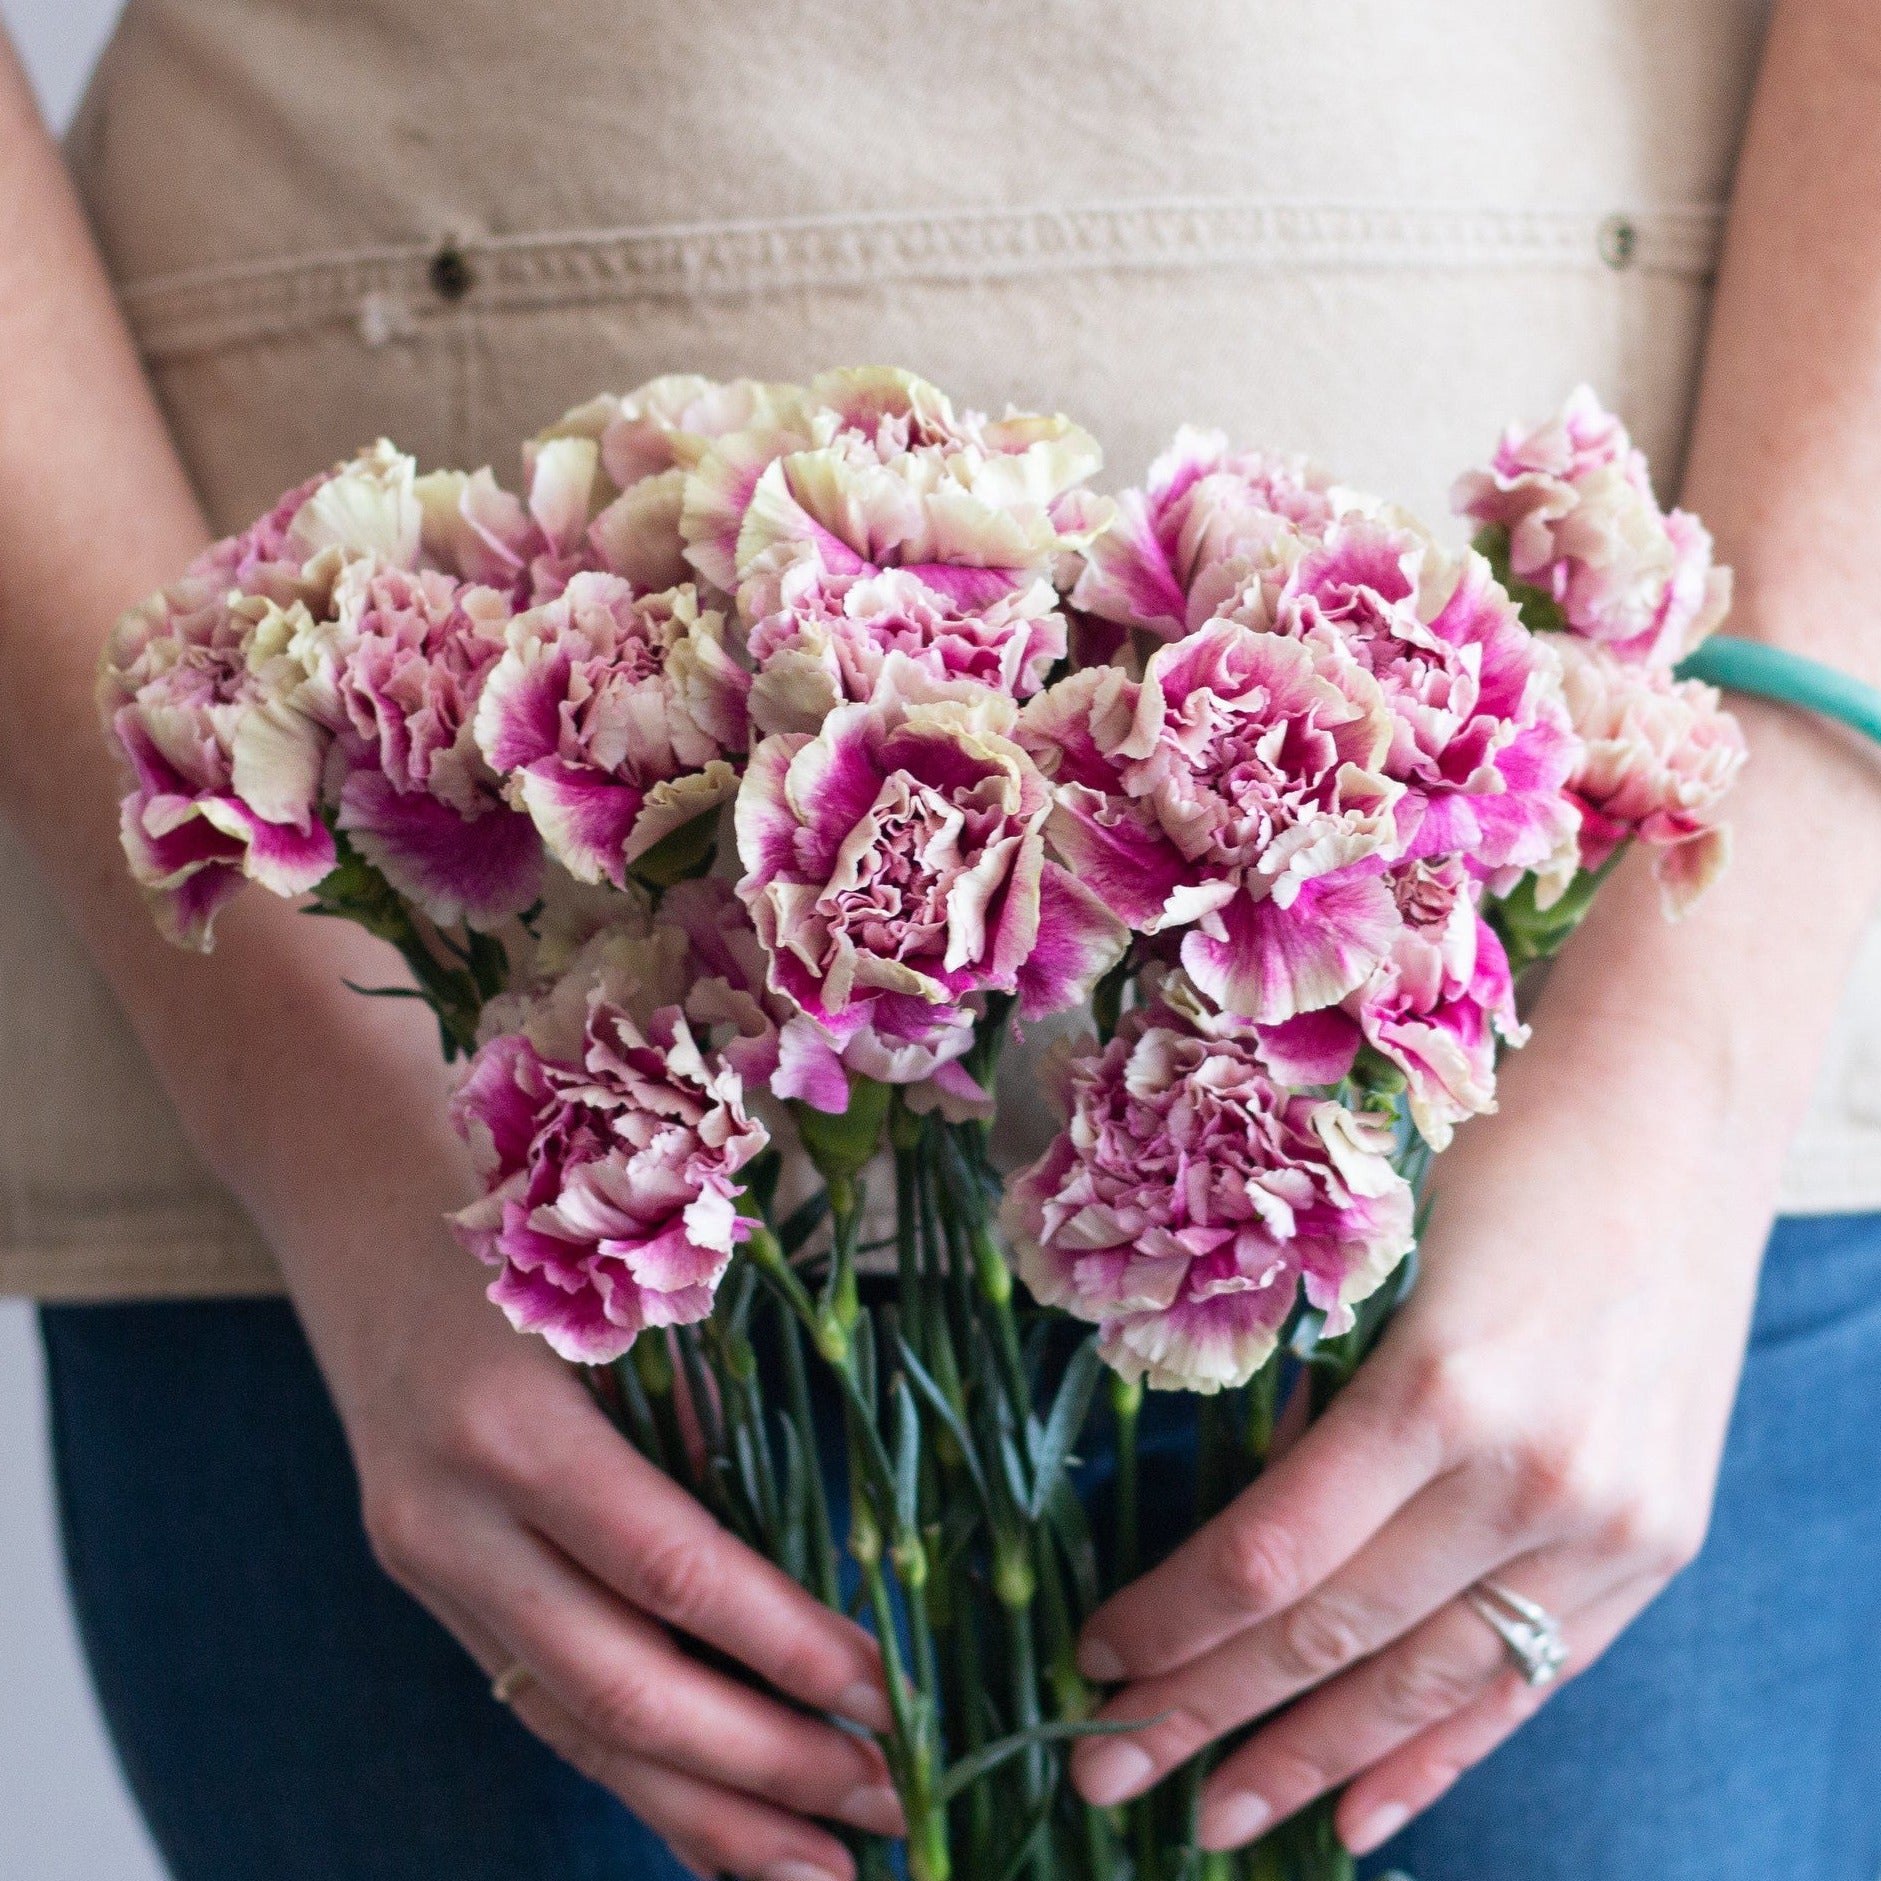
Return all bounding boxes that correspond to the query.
[759,1862,841,1881]
[1199,1790,1272,1851]
[837,1783,906,1838]
[1076,1739,1154,1806]
[833,1680,894,1735]
[1345,1801,1411,1856]
[1078,1637,1125,1682]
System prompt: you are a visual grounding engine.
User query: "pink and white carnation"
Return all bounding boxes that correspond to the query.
[1454,386,1732,666]
[569,375,813,597]
[1001,1015,1414,1392]
[734,656,1128,1107]
[1071,426,1340,641]
[681,366,1104,604]
[429,379,808,605]
[1555,637,1748,914]
[413,430,620,608]
[449,926,768,1364]
[745,552,1067,738]
[96,440,434,947]
[1235,859,1525,1150]
[1020,620,1405,1026]
[474,573,747,888]
[304,558,545,928]
[100,578,336,947]
[1222,515,1583,901]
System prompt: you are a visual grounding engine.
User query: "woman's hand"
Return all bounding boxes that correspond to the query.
[318,1214,903,1881]
[1056,0,1881,1850]
[152,893,907,1881]
[1065,943,1770,1852]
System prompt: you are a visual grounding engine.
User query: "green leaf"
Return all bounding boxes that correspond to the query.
[1044,1476,1101,1617]
[935,1715,1165,1805]
[627,808,720,890]
[1028,1336,1104,1519]
[998,1428,1032,1516]
[897,1335,990,1506]
[776,1189,830,1256]
[891,1375,921,1539]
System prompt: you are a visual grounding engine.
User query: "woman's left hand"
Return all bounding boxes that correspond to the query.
[1065,955,1775,1857]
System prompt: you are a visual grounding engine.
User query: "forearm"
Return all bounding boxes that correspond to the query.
[0,35,465,1259]
[1488,0,1881,1204]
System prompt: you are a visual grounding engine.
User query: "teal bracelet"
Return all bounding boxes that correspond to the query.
[1675,635,1881,747]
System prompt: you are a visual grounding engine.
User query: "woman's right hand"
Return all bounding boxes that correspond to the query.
[310,1199,903,1881]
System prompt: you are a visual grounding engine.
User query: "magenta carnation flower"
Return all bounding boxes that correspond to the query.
[1071,426,1339,641]
[1454,386,1732,665]
[1021,619,1405,1026]
[449,942,769,1365]
[1231,515,1582,898]
[1002,1017,1414,1391]
[1555,637,1747,914]
[309,559,544,929]
[734,657,1128,1102]
[681,366,1103,603]
[474,573,747,889]
[100,576,336,947]
[745,554,1067,738]
[1238,858,1525,1150]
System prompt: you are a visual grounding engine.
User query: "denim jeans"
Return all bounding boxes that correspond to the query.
[40,1211,1881,1881]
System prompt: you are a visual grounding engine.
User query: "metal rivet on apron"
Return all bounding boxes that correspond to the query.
[428,243,475,301]
[1597,214,1638,270]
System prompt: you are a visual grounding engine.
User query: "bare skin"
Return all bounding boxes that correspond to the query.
[1064,0,1881,1853]
[1,0,1879,1870]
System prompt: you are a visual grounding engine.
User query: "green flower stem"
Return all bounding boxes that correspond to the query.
[773,1298,841,1609]
[858,1529,949,1881]
[945,1577,995,1861]
[609,1354,665,1466]
[1110,1374,1142,1591]
[631,1336,696,1499]
[307,834,492,1058]
[1245,1361,1280,1476]
[766,1192,950,1881]
[997,1548,1052,1881]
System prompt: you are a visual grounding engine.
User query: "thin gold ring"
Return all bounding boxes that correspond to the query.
[491,1661,534,1705]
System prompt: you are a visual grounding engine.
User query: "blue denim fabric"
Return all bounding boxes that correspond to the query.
[1364,1208,1881,1880]
[39,1211,1881,1881]
[40,1295,689,1881]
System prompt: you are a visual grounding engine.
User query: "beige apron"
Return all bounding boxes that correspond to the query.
[4,0,1876,1300]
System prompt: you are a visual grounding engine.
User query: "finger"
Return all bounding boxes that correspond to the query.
[1074,1470,1509,1804]
[1077,1373,1443,1684]
[425,1509,904,1837]
[510,1681,861,1881]
[457,1384,895,1730]
[1333,1582,1645,1859]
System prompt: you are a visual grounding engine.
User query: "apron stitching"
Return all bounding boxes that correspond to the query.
[116,197,1728,363]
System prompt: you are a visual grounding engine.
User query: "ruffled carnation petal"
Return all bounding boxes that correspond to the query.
[338,769,543,928]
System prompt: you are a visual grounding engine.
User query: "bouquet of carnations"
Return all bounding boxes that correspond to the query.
[101,369,1743,1881]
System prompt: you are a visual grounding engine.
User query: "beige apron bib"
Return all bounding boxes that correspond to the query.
[5,0,1875,1299]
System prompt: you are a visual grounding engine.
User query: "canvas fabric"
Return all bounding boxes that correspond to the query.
[4,0,1875,1300]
